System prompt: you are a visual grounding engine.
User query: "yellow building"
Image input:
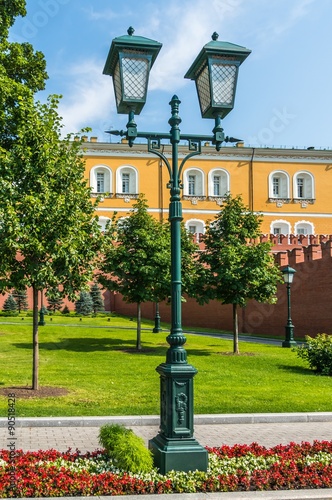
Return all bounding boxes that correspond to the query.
[83,137,332,238]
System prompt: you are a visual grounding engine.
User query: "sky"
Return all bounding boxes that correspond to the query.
[9,0,332,150]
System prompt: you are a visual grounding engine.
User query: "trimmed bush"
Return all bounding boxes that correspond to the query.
[295,333,332,375]
[99,423,153,473]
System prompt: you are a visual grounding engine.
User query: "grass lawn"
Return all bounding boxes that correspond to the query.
[0,315,331,418]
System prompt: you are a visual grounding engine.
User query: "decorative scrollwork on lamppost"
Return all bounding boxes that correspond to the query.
[103,27,250,474]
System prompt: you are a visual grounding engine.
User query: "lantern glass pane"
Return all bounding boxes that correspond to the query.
[113,61,122,107]
[211,63,237,105]
[283,271,294,284]
[196,64,211,115]
[122,57,149,100]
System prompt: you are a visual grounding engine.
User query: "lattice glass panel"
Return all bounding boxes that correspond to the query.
[122,57,149,100]
[211,63,237,105]
[196,64,211,115]
[113,61,122,107]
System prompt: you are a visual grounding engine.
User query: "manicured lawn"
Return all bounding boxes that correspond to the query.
[0,315,331,417]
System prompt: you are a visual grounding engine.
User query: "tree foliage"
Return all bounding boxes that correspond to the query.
[198,194,282,353]
[99,195,171,350]
[0,95,102,389]
[46,287,64,313]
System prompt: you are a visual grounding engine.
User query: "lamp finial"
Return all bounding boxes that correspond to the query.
[127,26,135,36]
[212,32,219,41]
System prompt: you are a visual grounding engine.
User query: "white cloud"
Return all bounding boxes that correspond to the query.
[57,60,115,137]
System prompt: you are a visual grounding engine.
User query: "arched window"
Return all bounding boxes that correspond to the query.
[183,168,205,199]
[208,168,229,198]
[185,219,205,243]
[293,171,315,202]
[268,171,290,201]
[97,216,112,232]
[294,221,314,236]
[90,165,112,195]
[270,220,291,236]
[116,166,138,199]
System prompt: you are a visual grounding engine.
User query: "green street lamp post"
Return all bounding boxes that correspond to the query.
[281,265,297,348]
[103,27,250,474]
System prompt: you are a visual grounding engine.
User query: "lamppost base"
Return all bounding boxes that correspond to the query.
[149,434,208,474]
[282,339,297,348]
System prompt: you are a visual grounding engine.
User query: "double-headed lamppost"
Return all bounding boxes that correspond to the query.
[281,265,297,348]
[103,27,250,474]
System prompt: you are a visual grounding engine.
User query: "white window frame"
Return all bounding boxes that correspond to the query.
[294,220,314,236]
[183,168,205,197]
[208,168,230,197]
[270,220,291,236]
[185,219,205,242]
[116,165,138,195]
[97,216,112,232]
[293,171,314,200]
[90,165,112,194]
[268,170,290,199]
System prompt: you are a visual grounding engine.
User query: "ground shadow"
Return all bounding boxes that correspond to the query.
[12,337,212,356]
[278,364,315,376]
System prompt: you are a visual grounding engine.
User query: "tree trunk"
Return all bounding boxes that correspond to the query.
[233,303,240,355]
[32,285,39,390]
[136,302,142,351]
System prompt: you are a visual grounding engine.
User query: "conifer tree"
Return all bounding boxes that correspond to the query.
[75,291,94,316]
[3,294,17,313]
[12,288,28,313]
[90,282,104,314]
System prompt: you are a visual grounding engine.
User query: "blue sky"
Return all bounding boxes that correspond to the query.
[9,0,332,149]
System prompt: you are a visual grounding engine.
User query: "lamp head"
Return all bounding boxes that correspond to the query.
[103,27,162,115]
[184,32,251,119]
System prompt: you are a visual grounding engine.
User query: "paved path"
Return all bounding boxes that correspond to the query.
[2,416,331,453]
[1,414,332,499]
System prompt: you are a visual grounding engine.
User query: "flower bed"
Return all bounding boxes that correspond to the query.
[1,441,332,497]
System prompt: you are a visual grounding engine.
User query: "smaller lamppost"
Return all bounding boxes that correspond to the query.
[281,265,297,347]
[38,291,45,326]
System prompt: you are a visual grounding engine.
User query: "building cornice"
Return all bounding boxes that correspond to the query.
[81,141,332,164]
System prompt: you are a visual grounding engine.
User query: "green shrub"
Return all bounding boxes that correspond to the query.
[295,333,332,375]
[99,424,153,473]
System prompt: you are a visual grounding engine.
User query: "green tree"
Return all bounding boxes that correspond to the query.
[3,294,17,313]
[12,287,28,313]
[46,287,64,313]
[0,95,101,390]
[99,195,171,351]
[198,194,282,354]
[75,291,94,316]
[0,1,48,150]
[90,282,105,314]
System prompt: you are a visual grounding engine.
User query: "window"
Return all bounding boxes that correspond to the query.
[295,221,314,236]
[213,175,220,196]
[269,171,289,199]
[186,219,205,242]
[122,173,130,194]
[188,175,196,195]
[96,173,105,193]
[116,166,138,197]
[270,220,291,237]
[90,165,112,195]
[208,169,229,198]
[183,168,204,197]
[293,171,314,200]
[273,177,280,197]
[297,177,304,198]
